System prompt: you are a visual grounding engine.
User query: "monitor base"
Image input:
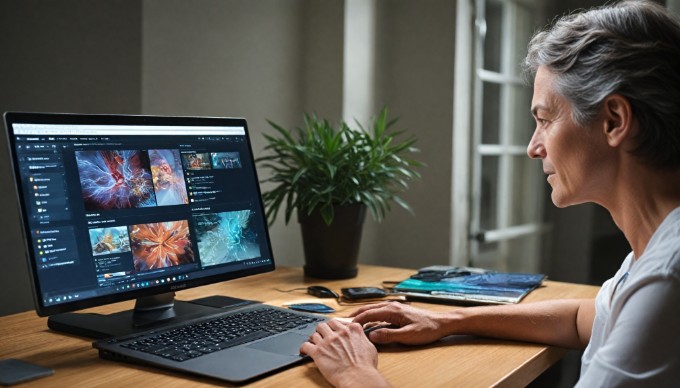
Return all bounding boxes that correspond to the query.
[47,293,258,339]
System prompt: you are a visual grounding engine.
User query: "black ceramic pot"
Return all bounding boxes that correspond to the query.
[298,203,366,279]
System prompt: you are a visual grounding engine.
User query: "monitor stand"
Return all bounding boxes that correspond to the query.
[47,293,257,339]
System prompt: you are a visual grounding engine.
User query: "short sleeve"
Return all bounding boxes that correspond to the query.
[576,276,680,387]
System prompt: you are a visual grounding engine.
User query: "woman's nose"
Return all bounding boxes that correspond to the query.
[527,130,545,159]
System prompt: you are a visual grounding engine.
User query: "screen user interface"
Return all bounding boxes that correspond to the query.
[8,117,273,311]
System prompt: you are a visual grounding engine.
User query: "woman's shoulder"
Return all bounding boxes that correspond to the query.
[637,223,680,279]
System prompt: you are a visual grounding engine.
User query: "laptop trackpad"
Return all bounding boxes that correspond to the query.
[247,333,308,356]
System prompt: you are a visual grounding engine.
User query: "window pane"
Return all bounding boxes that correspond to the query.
[481,81,500,144]
[510,4,536,76]
[480,155,499,230]
[469,0,545,272]
[482,0,503,72]
[507,234,542,273]
[477,241,500,269]
[508,155,543,226]
[509,85,533,145]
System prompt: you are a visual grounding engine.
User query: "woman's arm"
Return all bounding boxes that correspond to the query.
[351,298,595,349]
[300,298,595,387]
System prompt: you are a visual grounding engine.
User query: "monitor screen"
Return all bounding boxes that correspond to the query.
[4,112,275,318]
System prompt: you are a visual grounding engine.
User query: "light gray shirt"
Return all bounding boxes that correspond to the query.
[577,207,680,387]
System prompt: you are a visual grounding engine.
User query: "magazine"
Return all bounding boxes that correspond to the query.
[391,265,546,305]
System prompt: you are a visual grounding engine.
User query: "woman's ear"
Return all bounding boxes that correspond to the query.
[602,94,634,147]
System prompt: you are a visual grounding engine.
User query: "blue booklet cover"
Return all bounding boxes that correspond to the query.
[393,266,546,304]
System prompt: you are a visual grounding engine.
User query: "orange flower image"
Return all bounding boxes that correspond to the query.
[128,220,194,271]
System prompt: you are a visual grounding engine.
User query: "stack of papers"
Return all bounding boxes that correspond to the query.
[392,266,546,305]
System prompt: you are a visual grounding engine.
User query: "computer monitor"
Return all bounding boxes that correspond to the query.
[3,112,275,338]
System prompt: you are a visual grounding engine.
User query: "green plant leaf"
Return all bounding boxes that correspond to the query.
[320,204,334,226]
[257,108,423,225]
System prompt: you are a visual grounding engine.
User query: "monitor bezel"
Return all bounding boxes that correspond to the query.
[3,111,275,317]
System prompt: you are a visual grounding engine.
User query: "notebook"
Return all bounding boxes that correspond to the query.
[391,266,546,305]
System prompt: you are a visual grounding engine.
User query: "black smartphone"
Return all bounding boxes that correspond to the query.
[341,287,387,300]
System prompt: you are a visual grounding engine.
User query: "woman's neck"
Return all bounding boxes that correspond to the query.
[604,167,680,259]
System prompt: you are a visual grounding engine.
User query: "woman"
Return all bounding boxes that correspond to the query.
[300,1,680,386]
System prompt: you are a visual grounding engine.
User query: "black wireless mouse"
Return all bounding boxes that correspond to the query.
[307,285,339,299]
[363,323,399,336]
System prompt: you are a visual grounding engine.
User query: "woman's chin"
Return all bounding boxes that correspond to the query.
[551,190,586,208]
[550,188,569,208]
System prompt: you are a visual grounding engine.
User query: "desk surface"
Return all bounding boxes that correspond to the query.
[0,265,599,387]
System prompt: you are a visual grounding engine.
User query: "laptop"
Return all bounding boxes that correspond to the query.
[93,304,328,383]
[3,112,328,383]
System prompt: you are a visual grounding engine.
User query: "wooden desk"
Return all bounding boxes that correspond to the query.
[0,265,599,387]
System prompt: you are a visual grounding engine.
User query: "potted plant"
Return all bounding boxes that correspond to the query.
[257,107,422,279]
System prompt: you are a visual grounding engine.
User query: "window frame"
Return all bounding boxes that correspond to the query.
[451,0,548,271]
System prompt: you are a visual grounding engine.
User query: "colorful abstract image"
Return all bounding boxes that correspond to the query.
[180,152,212,170]
[128,220,195,272]
[194,210,261,267]
[75,150,157,211]
[211,152,242,169]
[88,226,131,256]
[149,149,189,206]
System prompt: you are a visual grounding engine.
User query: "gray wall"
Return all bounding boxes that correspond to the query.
[368,0,455,269]
[140,0,344,268]
[0,0,455,316]
[0,0,142,315]
[140,0,456,272]
[0,0,348,315]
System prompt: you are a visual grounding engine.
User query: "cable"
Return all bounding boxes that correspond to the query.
[274,287,308,293]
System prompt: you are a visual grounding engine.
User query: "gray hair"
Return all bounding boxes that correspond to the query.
[524,0,680,169]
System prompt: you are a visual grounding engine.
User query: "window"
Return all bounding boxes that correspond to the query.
[452,0,547,272]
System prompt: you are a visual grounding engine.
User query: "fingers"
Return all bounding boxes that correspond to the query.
[328,319,366,338]
[301,321,336,356]
[348,302,392,317]
[302,319,364,356]
[329,318,352,327]
[327,319,352,331]
[308,331,322,344]
[299,340,314,356]
[309,319,358,344]
[353,306,400,325]
[315,322,333,337]
[350,303,400,325]
[366,326,401,344]
[301,329,322,355]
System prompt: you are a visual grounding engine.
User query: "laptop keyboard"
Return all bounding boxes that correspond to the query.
[119,307,324,362]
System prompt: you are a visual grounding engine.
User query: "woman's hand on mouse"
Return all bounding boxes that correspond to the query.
[350,302,449,345]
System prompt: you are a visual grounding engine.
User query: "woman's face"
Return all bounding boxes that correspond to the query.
[527,66,613,208]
